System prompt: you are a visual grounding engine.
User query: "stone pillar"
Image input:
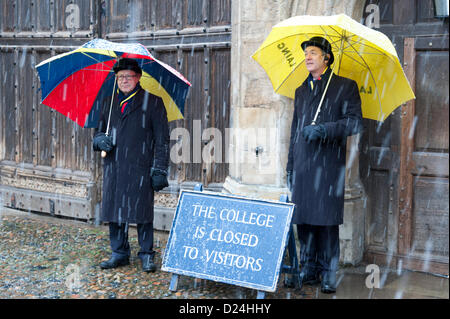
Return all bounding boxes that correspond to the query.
[225,0,367,264]
[223,0,293,200]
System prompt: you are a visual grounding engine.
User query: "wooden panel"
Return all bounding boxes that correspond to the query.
[36,0,53,32]
[0,1,16,32]
[367,147,393,170]
[412,177,449,258]
[154,0,181,30]
[415,37,449,51]
[209,0,231,26]
[416,0,437,23]
[36,49,53,167]
[366,170,390,248]
[182,48,205,183]
[209,47,230,183]
[103,0,130,34]
[55,108,74,169]
[412,152,449,176]
[127,0,152,32]
[379,0,393,24]
[363,116,395,149]
[393,0,415,25]
[17,0,35,32]
[414,51,449,151]
[17,47,35,164]
[184,0,204,28]
[0,51,16,161]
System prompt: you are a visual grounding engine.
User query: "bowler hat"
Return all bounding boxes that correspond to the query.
[113,58,142,75]
[301,36,334,66]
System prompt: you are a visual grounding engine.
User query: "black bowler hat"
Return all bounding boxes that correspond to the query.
[113,57,142,75]
[301,36,335,65]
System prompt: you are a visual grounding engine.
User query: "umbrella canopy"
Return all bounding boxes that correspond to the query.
[36,38,191,127]
[252,14,415,122]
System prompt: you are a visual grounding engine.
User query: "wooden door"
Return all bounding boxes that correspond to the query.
[0,0,231,222]
[399,36,449,275]
[361,0,448,275]
[0,0,101,220]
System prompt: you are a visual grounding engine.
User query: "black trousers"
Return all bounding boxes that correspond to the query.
[296,224,339,278]
[109,222,154,260]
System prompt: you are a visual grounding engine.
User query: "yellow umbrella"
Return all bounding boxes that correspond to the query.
[252,14,415,122]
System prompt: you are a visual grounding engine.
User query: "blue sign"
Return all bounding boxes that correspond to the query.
[162,190,295,292]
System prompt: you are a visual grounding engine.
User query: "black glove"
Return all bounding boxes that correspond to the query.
[302,124,326,143]
[151,168,169,192]
[287,171,293,191]
[93,133,113,152]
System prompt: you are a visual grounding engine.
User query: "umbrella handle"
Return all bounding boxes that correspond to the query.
[100,76,117,159]
[105,76,117,136]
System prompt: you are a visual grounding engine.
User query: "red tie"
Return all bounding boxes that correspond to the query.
[121,102,128,113]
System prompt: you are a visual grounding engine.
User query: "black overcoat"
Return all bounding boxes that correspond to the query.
[94,87,170,224]
[287,68,362,226]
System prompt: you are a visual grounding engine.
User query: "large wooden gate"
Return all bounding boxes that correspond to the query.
[361,0,448,275]
[0,0,231,223]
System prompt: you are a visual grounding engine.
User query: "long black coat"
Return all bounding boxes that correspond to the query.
[94,87,170,224]
[287,68,362,226]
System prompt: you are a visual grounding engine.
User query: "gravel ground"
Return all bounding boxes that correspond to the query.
[0,211,316,299]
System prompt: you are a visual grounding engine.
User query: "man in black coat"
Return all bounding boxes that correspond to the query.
[286,37,363,293]
[93,58,170,273]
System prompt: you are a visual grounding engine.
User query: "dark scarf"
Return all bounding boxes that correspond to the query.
[117,83,141,113]
[307,67,332,92]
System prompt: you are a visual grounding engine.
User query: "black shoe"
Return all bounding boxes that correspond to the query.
[99,256,129,269]
[141,254,157,273]
[320,271,337,294]
[297,271,320,290]
[321,282,337,294]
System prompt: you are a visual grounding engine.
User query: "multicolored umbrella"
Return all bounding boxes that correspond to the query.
[252,14,415,122]
[36,38,191,127]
